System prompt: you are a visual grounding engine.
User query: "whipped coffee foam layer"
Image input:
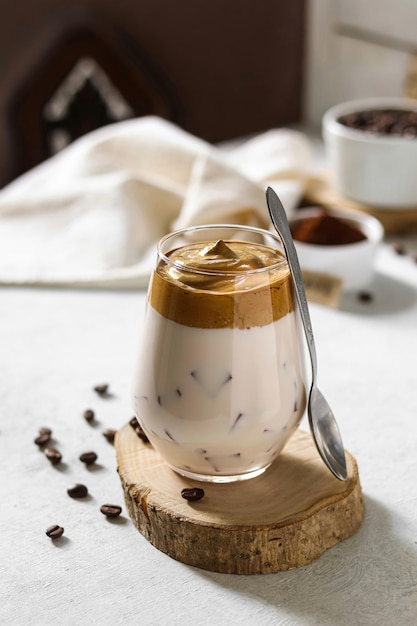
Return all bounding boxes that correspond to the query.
[150,239,293,329]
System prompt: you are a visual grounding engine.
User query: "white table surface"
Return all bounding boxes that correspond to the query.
[2,238,417,626]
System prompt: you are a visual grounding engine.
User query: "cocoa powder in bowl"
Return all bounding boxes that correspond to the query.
[291,211,367,246]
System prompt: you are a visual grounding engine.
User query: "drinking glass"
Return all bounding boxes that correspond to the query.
[132,225,307,482]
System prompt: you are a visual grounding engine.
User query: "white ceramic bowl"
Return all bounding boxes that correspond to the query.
[322,97,417,208]
[290,207,384,291]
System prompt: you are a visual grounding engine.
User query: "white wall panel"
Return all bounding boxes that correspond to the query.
[304,0,417,127]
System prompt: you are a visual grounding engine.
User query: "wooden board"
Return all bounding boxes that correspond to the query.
[116,425,364,575]
[304,175,417,236]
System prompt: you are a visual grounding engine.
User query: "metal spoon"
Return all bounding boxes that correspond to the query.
[266,186,348,481]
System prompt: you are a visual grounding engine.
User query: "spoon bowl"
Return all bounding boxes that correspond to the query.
[266,186,348,481]
[308,387,348,481]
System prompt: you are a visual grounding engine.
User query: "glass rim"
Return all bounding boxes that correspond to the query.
[157,223,287,277]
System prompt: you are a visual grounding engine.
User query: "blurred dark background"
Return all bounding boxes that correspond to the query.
[0,0,306,188]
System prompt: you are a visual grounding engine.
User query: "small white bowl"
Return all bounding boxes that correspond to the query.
[290,207,384,291]
[323,97,417,209]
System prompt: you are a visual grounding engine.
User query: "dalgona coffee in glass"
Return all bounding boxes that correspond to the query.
[132,225,307,482]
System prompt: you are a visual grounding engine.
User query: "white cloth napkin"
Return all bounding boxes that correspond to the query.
[0,116,311,288]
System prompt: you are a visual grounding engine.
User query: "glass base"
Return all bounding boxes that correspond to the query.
[168,463,271,483]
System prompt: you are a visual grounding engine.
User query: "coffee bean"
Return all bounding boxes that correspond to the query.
[67,483,88,498]
[357,290,374,303]
[39,427,52,436]
[94,384,109,396]
[102,429,117,444]
[129,417,150,443]
[44,448,62,465]
[100,504,122,518]
[392,242,407,255]
[129,416,139,429]
[83,409,95,422]
[79,451,98,466]
[181,487,205,502]
[34,432,51,447]
[46,524,64,539]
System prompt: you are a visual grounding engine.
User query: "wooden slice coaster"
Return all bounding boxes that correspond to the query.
[304,175,417,235]
[116,424,364,575]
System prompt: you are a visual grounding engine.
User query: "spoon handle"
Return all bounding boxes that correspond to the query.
[265,187,317,377]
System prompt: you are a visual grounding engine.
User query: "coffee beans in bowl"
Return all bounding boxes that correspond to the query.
[323,97,417,208]
[338,109,417,137]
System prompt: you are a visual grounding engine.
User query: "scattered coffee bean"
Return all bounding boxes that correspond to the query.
[94,384,109,396]
[181,487,205,502]
[83,409,95,422]
[67,483,88,498]
[44,448,62,465]
[39,427,52,436]
[79,451,98,466]
[129,417,150,443]
[102,429,117,444]
[392,242,407,255]
[100,504,122,518]
[34,432,51,447]
[357,290,374,303]
[46,524,64,539]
